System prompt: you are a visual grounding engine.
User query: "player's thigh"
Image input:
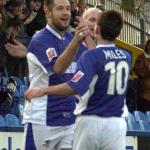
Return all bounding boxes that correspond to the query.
[23,123,65,150]
[73,118,99,150]
[32,124,66,150]
[102,118,127,150]
[56,124,75,150]
[73,116,127,150]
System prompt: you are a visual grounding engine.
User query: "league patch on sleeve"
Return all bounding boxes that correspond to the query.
[71,70,84,82]
[46,48,57,61]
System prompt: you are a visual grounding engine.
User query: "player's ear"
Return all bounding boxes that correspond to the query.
[44,7,51,19]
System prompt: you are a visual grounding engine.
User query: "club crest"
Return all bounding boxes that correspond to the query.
[46,48,57,61]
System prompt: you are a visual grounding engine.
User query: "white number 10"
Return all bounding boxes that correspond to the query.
[105,61,129,95]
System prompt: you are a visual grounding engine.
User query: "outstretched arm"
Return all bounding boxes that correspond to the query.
[25,83,77,102]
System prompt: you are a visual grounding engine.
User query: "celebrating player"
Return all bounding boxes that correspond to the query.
[26,10,131,150]
[22,0,89,149]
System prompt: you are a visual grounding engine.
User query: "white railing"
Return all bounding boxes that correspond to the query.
[86,0,150,45]
[105,0,141,45]
[145,21,150,41]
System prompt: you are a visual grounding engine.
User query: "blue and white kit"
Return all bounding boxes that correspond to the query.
[23,24,86,150]
[67,44,132,150]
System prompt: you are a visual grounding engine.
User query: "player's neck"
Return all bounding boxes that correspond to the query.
[96,37,113,45]
[48,24,66,38]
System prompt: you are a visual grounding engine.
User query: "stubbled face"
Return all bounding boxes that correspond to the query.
[83,9,101,37]
[47,0,71,32]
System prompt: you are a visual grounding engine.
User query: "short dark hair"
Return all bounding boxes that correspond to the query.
[97,10,123,41]
[44,0,70,11]
[44,0,54,9]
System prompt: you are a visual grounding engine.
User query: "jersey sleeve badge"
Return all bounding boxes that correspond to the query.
[46,48,57,61]
[71,70,84,82]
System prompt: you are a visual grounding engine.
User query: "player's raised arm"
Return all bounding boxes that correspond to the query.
[53,23,89,74]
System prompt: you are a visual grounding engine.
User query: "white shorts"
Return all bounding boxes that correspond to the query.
[73,116,127,150]
[22,123,75,150]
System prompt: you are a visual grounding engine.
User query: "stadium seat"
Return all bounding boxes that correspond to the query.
[19,85,28,98]
[17,104,24,125]
[126,112,135,121]
[9,76,24,99]
[0,115,6,126]
[13,88,20,98]
[1,77,8,86]
[5,114,20,127]
[10,76,24,87]
[23,76,30,87]
[133,111,148,122]
[138,120,150,131]
[146,111,150,122]
[127,120,140,131]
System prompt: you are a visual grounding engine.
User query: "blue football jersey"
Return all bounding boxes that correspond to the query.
[23,25,87,126]
[68,44,131,117]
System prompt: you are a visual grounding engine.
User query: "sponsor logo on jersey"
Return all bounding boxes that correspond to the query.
[46,48,57,61]
[71,70,84,82]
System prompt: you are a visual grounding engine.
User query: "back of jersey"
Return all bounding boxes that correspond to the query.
[69,44,132,117]
[86,44,131,117]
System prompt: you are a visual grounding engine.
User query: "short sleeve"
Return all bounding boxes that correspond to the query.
[67,51,97,96]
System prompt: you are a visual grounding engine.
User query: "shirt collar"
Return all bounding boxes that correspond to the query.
[96,44,116,48]
[46,24,65,40]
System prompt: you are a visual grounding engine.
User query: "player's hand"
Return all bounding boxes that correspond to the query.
[74,22,90,43]
[25,88,44,102]
[5,40,27,58]
[84,35,96,49]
